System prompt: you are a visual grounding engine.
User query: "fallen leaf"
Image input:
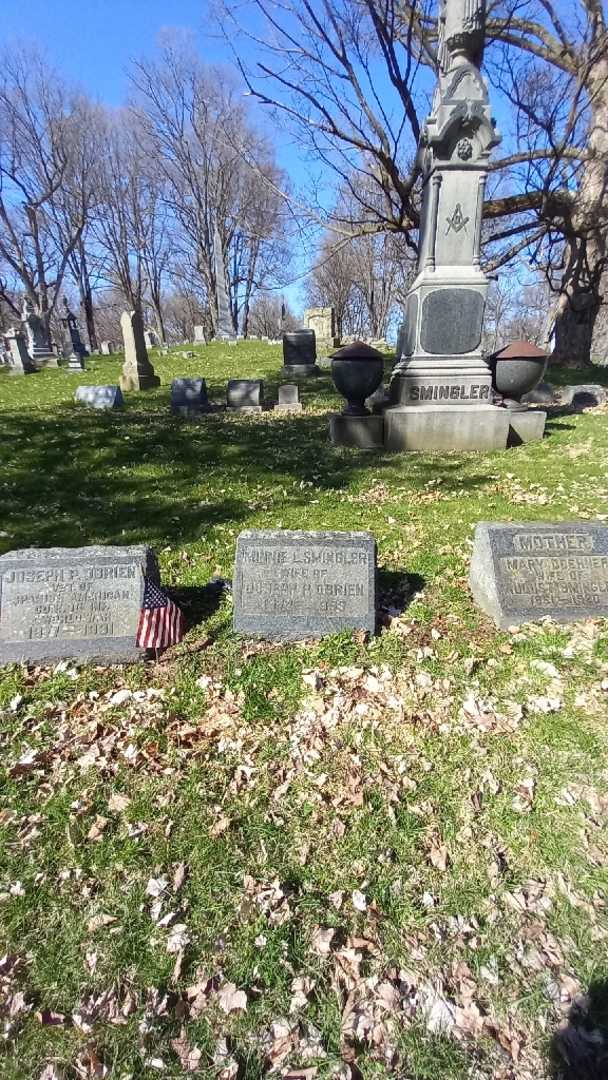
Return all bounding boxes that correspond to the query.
[217,982,247,1014]
[311,926,335,956]
[429,842,449,871]
[352,889,367,912]
[108,792,130,813]
[87,815,108,842]
[171,1029,202,1072]
[87,914,116,933]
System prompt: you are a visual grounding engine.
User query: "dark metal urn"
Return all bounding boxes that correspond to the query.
[283,329,316,366]
[331,341,385,416]
[488,339,548,410]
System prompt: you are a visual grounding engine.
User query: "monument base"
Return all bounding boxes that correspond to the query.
[68,354,85,371]
[507,409,547,446]
[274,403,303,414]
[384,404,509,452]
[34,354,60,370]
[282,364,320,378]
[120,372,160,392]
[228,405,263,414]
[330,414,384,450]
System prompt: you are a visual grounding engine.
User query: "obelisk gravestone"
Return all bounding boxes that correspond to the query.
[119,309,160,392]
[385,0,508,452]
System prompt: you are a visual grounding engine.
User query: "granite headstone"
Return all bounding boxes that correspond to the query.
[0,545,159,664]
[75,385,124,410]
[227,379,263,412]
[171,377,212,416]
[233,529,376,640]
[470,522,608,628]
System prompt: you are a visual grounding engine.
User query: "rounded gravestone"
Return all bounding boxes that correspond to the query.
[282,329,319,376]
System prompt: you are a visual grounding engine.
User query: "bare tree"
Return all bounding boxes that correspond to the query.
[0,47,99,340]
[224,0,607,366]
[248,293,297,337]
[129,36,290,337]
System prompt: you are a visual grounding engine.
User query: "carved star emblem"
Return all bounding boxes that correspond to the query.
[445,203,469,234]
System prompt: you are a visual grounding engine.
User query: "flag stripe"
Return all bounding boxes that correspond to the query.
[136,577,186,651]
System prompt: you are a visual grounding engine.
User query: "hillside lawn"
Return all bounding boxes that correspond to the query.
[1,343,608,1079]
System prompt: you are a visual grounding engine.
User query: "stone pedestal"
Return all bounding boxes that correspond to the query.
[330,414,384,450]
[384,404,509,452]
[32,348,60,369]
[507,409,546,446]
[282,363,320,378]
[67,350,85,371]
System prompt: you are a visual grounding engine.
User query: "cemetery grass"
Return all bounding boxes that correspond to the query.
[1,345,608,1079]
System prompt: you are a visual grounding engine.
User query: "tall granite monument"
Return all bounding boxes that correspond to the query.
[119,309,160,392]
[385,0,508,451]
[213,223,236,340]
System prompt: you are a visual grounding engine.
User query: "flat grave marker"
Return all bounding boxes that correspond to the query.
[233,529,376,640]
[470,522,608,628]
[74,385,123,410]
[0,545,158,665]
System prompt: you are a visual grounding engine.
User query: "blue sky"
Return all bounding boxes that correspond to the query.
[0,0,530,318]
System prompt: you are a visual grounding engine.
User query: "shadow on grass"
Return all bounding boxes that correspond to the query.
[550,980,608,1079]
[1,403,493,554]
[377,569,425,615]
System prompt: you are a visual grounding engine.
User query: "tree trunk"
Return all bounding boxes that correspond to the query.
[551,62,608,369]
[550,266,601,369]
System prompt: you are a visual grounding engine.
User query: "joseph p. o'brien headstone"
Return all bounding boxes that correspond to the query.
[470,522,608,628]
[0,545,159,664]
[234,530,376,640]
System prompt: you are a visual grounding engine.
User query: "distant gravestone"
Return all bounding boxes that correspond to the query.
[100,340,115,355]
[171,377,212,417]
[120,309,160,392]
[6,330,36,375]
[274,384,302,414]
[0,545,158,665]
[233,529,376,640]
[470,522,608,628]
[74,385,123,410]
[227,379,263,412]
[193,325,206,344]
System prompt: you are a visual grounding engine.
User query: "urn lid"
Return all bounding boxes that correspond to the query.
[331,341,384,361]
[489,339,547,360]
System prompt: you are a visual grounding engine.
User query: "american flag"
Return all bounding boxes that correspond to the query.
[136,578,186,651]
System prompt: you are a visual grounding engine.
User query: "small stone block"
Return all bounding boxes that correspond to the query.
[470,522,608,629]
[278,384,299,405]
[384,405,509,452]
[330,414,384,449]
[274,403,303,414]
[317,356,332,370]
[227,379,263,408]
[233,529,376,640]
[74,385,124,410]
[171,377,211,415]
[0,545,159,665]
[229,405,263,414]
[507,409,546,446]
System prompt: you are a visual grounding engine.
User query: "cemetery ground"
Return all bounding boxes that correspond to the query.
[1,343,608,1080]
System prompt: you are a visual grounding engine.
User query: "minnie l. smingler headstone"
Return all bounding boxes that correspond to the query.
[233,529,376,640]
